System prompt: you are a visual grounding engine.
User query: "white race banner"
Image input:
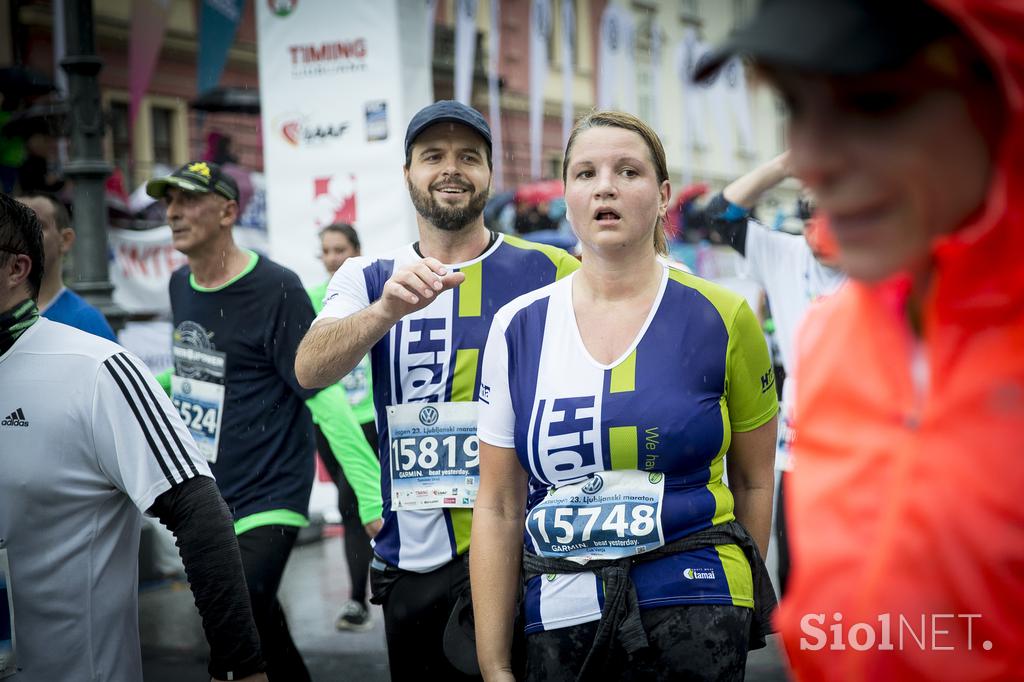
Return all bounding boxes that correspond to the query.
[597,3,637,114]
[257,0,429,285]
[488,0,504,191]
[560,0,575,144]
[454,0,479,105]
[108,226,188,315]
[529,0,552,180]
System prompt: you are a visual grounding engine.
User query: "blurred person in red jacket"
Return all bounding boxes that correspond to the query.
[699,0,1023,679]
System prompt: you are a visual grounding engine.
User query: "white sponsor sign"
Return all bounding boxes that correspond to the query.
[257,0,429,285]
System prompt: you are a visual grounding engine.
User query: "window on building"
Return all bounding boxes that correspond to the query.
[108,101,132,188]
[151,106,176,169]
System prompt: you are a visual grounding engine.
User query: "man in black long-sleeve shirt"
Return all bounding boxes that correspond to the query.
[0,192,266,681]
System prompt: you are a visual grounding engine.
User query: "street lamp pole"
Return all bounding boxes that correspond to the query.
[59,0,125,331]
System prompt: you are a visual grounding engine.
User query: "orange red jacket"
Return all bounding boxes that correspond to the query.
[775,1,1024,680]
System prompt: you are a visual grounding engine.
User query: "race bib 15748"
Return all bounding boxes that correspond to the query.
[387,402,479,510]
[526,470,666,564]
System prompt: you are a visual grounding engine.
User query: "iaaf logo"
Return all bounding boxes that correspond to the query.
[278,116,349,147]
[313,175,357,228]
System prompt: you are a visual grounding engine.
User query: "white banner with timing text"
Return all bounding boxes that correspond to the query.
[257,0,428,285]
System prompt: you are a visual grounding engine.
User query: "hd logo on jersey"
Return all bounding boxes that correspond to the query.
[400,316,450,401]
[534,396,599,483]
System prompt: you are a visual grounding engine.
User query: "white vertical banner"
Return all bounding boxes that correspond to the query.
[488,0,505,191]
[257,0,428,284]
[454,0,479,105]
[648,21,662,135]
[529,0,552,180]
[597,4,637,113]
[724,58,755,153]
[678,28,708,184]
[560,0,575,144]
[425,0,439,69]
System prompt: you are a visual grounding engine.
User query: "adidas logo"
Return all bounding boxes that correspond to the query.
[1,408,28,427]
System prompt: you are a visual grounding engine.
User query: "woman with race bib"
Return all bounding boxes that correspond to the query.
[471,111,778,682]
[308,223,380,632]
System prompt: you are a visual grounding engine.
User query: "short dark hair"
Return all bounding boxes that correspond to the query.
[319,222,361,252]
[0,192,45,298]
[18,192,72,232]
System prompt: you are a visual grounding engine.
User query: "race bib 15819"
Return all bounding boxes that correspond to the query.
[387,402,479,510]
[526,470,666,564]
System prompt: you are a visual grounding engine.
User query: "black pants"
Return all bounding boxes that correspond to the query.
[314,420,377,605]
[237,524,310,682]
[371,558,482,682]
[526,604,752,682]
[776,472,790,596]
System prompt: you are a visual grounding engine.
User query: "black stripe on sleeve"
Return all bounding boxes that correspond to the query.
[107,352,194,483]
[102,355,176,485]
[116,352,201,479]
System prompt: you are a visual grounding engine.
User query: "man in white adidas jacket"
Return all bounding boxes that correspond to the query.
[0,192,267,682]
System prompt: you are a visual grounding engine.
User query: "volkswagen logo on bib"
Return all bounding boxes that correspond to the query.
[582,474,604,495]
[419,406,440,426]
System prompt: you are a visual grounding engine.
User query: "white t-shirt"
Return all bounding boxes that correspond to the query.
[742,222,845,469]
[743,222,845,376]
[0,318,210,682]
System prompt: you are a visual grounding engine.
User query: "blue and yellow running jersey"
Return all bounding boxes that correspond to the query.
[478,263,777,633]
[315,234,578,572]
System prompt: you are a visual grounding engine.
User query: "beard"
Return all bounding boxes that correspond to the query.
[407,176,489,232]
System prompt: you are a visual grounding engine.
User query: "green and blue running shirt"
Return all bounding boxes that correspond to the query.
[314,234,579,572]
[477,263,778,633]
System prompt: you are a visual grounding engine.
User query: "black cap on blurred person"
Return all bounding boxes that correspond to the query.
[146,161,240,202]
[695,0,959,81]
[404,100,492,164]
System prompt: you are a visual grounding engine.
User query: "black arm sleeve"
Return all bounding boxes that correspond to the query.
[703,191,749,257]
[149,476,265,680]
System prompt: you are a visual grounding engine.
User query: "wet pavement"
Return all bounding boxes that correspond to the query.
[140,527,790,681]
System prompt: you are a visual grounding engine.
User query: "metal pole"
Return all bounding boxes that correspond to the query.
[60,0,124,331]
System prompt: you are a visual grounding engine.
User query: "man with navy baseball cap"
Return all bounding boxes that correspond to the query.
[296,101,579,680]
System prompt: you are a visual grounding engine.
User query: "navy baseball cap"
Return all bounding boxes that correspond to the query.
[695,0,958,82]
[146,161,240,202]
[404,100,492,162]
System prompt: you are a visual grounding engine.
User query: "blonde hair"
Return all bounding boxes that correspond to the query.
[562,110,670,256]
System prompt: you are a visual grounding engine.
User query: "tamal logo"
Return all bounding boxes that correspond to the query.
[288,38,368,77]
[279,116,349,147]
[313,175,357,228]
[268,0,297,17]
[581,474,604,495]
[419,406,439,426]
[683,567,716,580]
